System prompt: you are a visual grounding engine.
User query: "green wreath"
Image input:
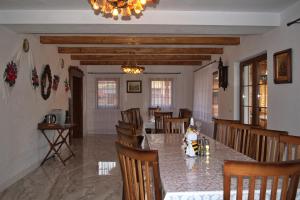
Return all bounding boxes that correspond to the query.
[41,65,52,100]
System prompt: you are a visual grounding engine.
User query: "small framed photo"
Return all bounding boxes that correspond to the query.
[127,80,142,93]
[273,48,292,84]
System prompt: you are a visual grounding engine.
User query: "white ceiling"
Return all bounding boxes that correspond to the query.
[0,0,298,12]
[0,0,298,35]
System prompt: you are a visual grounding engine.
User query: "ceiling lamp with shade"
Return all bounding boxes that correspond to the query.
[90,0,155,18]
[121,64,145,74]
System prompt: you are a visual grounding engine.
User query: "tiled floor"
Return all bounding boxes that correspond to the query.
[0,135,122,200]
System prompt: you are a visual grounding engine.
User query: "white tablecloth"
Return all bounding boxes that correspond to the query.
[146,134,300,200]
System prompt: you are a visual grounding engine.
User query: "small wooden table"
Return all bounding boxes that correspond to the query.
[38,123,75,166]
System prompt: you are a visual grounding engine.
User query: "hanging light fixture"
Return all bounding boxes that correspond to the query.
[121,64,145,74]
[90,0,156,18]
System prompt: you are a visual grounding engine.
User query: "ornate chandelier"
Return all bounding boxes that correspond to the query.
[90,0,152,18]
[121,64,145,74]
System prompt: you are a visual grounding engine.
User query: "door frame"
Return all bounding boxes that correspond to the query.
[239,53,267,127]
[69,66,84,138]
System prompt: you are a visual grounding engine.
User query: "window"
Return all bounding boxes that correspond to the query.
[212,71,219,118]
[240,54,268,128]
[97,79,119,108]
[150,79,173,108]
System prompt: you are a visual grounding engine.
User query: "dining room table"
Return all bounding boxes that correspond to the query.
[145,133,300,200]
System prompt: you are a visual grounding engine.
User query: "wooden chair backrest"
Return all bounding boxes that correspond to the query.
[213,118,240,144]
[229,123,253,155]
[116,125,136,136]
[118,120,135,130]
[249,128,288,162]
[121,108,143,130]
[164,118,189,134]
[154,112,173,133]
[121,110,134,124]
[224,160,300,200]
[131,108,143,129]
[117,132,144,149]
[115,141,162,200]
[279,134,300,161]
[178,108,192,118]
[148,107,161,120]
[178,108,192,129]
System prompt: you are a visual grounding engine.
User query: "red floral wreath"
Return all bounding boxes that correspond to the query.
[3,61,17,87]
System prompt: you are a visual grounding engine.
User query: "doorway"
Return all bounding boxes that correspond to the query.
[69,67,84,138]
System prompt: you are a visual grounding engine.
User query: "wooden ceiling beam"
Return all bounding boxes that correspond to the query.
[71,54,211,61]
[58,47,223,54]
[41,36,240,45]
[80,60,203,66]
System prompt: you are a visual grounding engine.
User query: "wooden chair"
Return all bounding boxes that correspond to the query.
[213,118,240,145]
[154,112,173,133]
[121,108,143,130]
[164,117,189,134]
[118,120,135,129]
[224,160,300,200]
[121,110,133,124]
[115,141,162,200]
[148,107,161,120]
[178,108,192,129]
[249,128,288,162]
[116,125,136,136]
[118,121,142,135]
[228,123,253,155]
[131,108,143,130]
[178,108,192,118]
[279,134,300,161]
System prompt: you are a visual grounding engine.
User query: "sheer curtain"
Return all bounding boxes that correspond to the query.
[193,64,217,136]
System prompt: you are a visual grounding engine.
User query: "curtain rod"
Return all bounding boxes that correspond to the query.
[193,60,217,72]
[88,72,181,75]
[287,17,300,26]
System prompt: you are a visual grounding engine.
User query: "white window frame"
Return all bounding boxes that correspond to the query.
[150,78,174,109]
[96,78,120,109]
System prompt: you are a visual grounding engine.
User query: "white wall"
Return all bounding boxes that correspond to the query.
[222,1,300,135]
[0,26,71,191]
[85,65,195,134]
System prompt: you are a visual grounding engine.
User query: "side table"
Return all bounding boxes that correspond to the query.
[38,123,75,166]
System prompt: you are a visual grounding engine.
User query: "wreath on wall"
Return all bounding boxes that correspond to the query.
[3,61,18,87]
[41,65,52,100]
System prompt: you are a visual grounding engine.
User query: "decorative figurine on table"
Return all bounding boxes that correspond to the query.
[182,117,200,157]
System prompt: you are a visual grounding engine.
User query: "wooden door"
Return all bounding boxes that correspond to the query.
[240,54,268,128]
[69,67,84,138]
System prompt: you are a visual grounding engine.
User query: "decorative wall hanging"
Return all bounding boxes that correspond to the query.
[273,48,292,84]
[31,67,39,89]
[3,61,18,87]
[218,57,228,90]
[52,75,60,91]
[23,39,30,53]
[64,79,70,92]
[41,65,52,100]
[127,80,142,93]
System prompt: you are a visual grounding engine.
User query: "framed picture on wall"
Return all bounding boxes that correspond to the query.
[127,80,142,93]
[273,48,292,84]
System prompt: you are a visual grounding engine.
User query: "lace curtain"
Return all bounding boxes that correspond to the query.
[193,67,213,121]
